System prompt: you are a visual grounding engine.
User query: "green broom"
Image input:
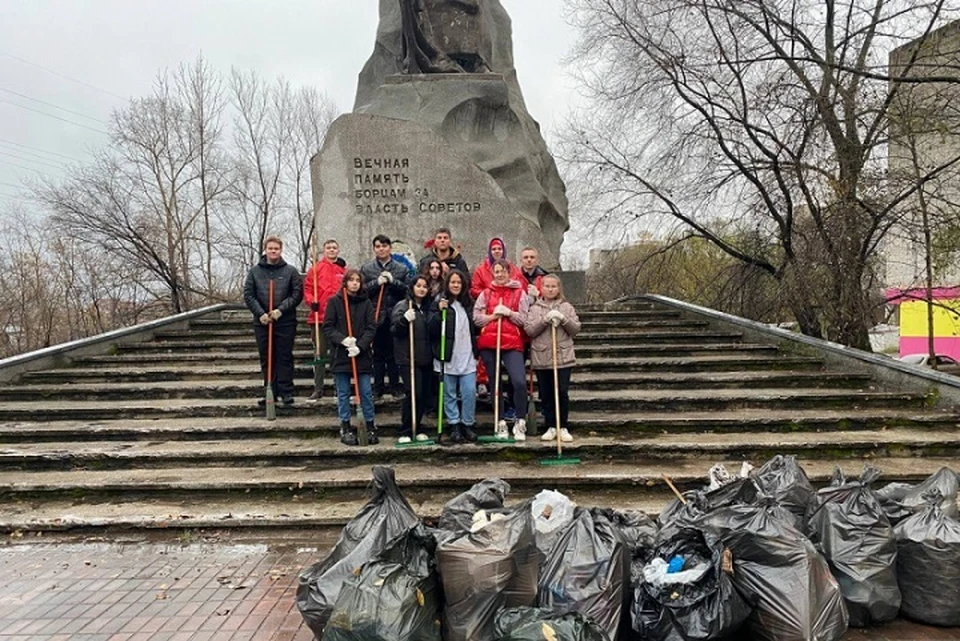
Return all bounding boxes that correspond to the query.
[540,323,580,466]
[397,300,435,448]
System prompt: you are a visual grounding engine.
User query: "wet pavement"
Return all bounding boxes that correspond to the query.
[0,534,957,641]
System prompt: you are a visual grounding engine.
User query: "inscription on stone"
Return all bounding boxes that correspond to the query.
[351,156,481,217]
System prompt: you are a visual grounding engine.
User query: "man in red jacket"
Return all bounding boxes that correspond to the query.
[303,239,347,401]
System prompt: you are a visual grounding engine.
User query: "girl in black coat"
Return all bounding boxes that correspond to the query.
[322,269,378,446]
[391,276,434,442]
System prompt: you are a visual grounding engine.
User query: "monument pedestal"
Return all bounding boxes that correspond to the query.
[312,74,567,268]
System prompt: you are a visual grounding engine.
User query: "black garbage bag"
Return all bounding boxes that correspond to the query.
[698,500,848,641]
[632,527,751,641]
[807,467,900,627]
[437,498,539,641]
[754,455,816,530]
[538,509,627,640]
[494,607,611,641]
[876,466,958,524]
[631,528,752,641]
[323,524,441,641]
[598,508,658,556]
[438,478,511,533]
[658,477,761,538]
[894,490,960,626]
[297,467,420,639]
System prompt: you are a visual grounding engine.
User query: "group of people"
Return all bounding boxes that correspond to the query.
[242,228,581,448]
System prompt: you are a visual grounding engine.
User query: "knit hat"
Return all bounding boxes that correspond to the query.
[487,237,506,264]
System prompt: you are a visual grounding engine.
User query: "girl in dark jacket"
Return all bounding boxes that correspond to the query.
[427,269,479,444]
[322,269,378,446]
[391,276,434,443]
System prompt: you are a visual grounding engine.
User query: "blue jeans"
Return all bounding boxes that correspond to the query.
[442,371,476,427]
[334,372,375,423]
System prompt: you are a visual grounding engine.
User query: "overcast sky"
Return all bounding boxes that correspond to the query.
[0,1,578,212]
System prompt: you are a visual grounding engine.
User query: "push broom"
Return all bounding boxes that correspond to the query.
[478,307,516,444]
[397,300,435,448]
[308,234,326,396]
[342,286,368,446]
[264,280,276,421]
[540,323,580,466]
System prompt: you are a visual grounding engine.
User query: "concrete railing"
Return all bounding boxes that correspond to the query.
[626,294,960,406]
[0,303,242,384]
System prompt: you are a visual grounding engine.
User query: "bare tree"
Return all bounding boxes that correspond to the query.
[564,0,960,349]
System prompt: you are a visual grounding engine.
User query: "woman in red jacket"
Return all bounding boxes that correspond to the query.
[473,259,531,441]
[303,239,347,401]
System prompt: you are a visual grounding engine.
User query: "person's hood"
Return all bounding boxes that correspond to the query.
[336,286,369,302]
[486,237,506,265]
[258,254,289,269]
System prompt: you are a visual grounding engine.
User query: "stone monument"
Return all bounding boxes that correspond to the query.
[311,0,569,269]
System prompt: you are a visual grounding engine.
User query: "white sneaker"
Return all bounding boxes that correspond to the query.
[495,420,510,439]
[541,427,557,441]
[397,436,412,444]
[415,433,430,442]
[513,419,526,441]
[560,428,573,443]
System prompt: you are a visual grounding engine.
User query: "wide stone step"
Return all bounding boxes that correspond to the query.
[0,388,929,423]
[73,343,776,365]
[4,408,958,443]
[0,457,953,518]
[2,370,872,402]
[28,355,828,383]
[2,428,958,472]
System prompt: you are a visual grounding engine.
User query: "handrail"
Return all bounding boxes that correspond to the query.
[625,294,960,399]
[0,303,241,380]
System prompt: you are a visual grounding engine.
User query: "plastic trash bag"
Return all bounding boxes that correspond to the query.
[807,467,900,627]
[494,607,611,641]
[439,478,511,533]
[894,490,960,626]
[698,500,848,641]
[632,527,751,641]
[876,466,958,524]
[323,524,441,641]
[754,455,816,530]
[297,467,420,639]
[532,489,576,557]
[437,499,539,641]
[538,509,627,640]
[658,477,762,541]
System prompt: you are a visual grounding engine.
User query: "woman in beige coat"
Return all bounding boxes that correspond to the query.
[523,274,581,442]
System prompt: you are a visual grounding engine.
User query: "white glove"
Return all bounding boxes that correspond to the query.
[527,284,539,297]
[269,309,282,321]
[494,304,512,317]
[259,313,270,325]
[378,271,393,285]
[347,345,360,358]
[403,308,417,322]
[545,309,564,326]
[341,336,357,348]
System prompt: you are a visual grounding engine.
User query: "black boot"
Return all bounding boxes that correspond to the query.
[366,421,379,445]
[462,424,478,443]
[449,423,465,445]
[340,421,358,446]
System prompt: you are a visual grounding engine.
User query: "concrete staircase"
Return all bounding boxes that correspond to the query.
[1,297,959,537]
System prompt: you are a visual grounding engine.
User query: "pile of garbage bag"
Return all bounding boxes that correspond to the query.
[297,460,960,640]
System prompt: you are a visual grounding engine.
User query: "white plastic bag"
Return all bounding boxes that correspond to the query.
[532,490,575,535]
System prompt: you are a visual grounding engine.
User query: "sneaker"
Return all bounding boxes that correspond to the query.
[512,419,527,441]
[541,427,557,442]
[415,433,430,442]
[560,428,573,443]
[280,396,295,406]
[397,436,412,444]
[257,398,267,407]
[504,408,517,421]
[495,420,510,440]
[306,390,322,403]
